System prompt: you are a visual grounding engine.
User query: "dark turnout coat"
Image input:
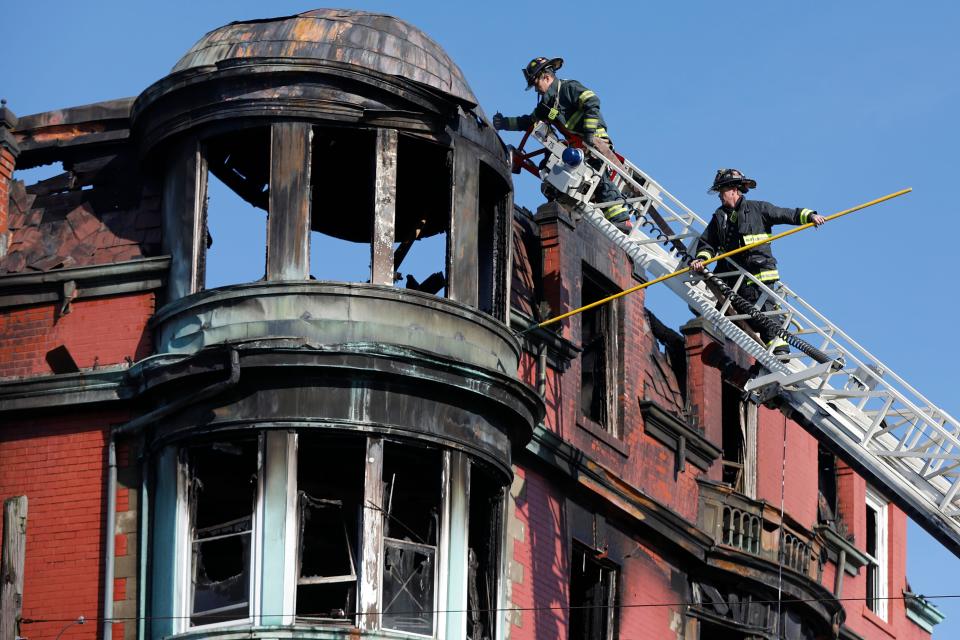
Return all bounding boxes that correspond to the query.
[500,78,608,139]
[694,197,816,280]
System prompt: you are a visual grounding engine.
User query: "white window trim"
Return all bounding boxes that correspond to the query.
[865,487,888,621]
[176,437,264,632]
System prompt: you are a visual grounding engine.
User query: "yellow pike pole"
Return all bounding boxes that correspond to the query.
[525,188,912,332]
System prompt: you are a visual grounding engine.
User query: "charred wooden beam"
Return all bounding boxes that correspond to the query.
[371,129,398,286]
[267,122,312,281]
[161,137,206,302]
[448,144,479,305]
[359,437,384,631]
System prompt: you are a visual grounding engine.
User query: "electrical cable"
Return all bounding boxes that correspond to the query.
[21,592,960,624]
[775,412,789,634]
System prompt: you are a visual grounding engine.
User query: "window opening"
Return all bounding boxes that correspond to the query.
[187,439,259,627]
[817,447,839,528]
[696,620,752,640]
[721,381,746,491]
[381,442,442,636]
[580,265,620,434]
[865,488,888,619]
[395,233,447,296]
[309,127,375,282]
[467,463,504,640]
[204,128,269,288]
[477,163,509,316]
[394,135,449,297]
[296,435,366,622]
[569,542,618,640]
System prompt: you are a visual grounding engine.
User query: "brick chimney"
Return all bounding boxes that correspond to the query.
[0,99,19,259]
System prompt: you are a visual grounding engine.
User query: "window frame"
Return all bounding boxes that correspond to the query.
[864,487,889,621]
[578,265,623,438]
[568,541,619,640]
[176,437,264,632]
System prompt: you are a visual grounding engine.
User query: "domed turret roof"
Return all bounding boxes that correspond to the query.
[173,9,478,107]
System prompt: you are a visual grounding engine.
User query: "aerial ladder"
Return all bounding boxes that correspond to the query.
[511,121,960,557]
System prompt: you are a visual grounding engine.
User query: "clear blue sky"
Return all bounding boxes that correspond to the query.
[5,1,960,635]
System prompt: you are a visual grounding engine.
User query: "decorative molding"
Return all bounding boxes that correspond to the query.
[816,524,870,576]
[904,591,945,632]
[0,367,129,412]
[0,256,169,310]
[640,400,721,472]
[510,309,580,370]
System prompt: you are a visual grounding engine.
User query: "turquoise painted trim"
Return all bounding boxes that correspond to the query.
[444,453,470,638]
[150,447,179,639]
[261,432,293,624]
[905,593,945,632]
[139,462,150,640]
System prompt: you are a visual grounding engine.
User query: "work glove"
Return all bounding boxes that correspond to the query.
[583,132,595,147]
[492,112,505,130]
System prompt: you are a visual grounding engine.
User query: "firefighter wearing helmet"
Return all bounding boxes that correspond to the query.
[690,169,825,356]
[492,57,632,233]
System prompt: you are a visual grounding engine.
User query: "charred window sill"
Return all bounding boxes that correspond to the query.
[576,417,628,458]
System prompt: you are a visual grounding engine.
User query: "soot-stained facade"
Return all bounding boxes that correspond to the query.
[0,8,943,640]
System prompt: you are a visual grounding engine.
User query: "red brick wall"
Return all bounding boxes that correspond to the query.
[531,205,704,521]
[0,292,155,378]
[755,407,818,526]
[834,464,931,639]
[683,327,723,483]
[0,411,127,640]
[509,466,570,639]
[619,544,685,639]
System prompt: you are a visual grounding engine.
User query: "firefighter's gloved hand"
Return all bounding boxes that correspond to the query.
[583,132,595,147]
[492,112,505,130]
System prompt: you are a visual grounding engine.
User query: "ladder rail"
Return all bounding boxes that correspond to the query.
[737,278,960,467]
[523,121,960,552]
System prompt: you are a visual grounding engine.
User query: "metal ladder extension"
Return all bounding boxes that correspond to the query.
[527,121,960,555]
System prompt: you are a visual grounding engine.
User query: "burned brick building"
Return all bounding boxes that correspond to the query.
[0,9,944,640]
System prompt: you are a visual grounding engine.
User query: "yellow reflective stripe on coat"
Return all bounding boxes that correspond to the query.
[583,117,599,131]
[757,270,780,282]
[566,110,584,130]
[695,251,713,261]
[742,233,771,244]
[604,204,629,219]
[578,90,596,105]
[799,208,814,224]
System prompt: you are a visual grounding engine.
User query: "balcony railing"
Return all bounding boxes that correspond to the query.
[698,479,821,580]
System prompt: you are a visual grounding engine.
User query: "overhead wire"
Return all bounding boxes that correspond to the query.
[21,592,960,624]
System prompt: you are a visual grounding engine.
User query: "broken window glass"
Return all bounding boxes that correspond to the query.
[382,539,437,634]
[467,462,504,640]
[187,439,258,626]
[296,435,365,621]
[380,442,441,635]
[569,543,618,640]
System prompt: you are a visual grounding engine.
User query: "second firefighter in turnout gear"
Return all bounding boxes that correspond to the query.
[492,57,632,233]
[690,169,825,356]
